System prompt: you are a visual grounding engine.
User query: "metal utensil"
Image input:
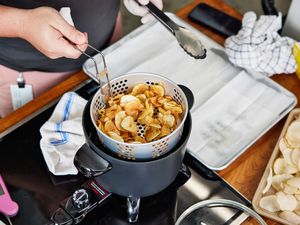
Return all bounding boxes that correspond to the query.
[75,44,112,99]
[144,2,207,59]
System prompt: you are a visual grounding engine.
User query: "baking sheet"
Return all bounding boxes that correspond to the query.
[83,13,297,170]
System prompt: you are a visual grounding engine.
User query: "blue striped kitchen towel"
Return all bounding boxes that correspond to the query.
[40,92,87,175]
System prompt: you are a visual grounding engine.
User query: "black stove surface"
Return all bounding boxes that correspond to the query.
[0,81,250,225]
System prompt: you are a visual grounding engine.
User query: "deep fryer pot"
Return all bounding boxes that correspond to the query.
[74,83,194,222]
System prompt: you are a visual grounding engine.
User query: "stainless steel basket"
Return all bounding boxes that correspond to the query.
[90,73,188,161]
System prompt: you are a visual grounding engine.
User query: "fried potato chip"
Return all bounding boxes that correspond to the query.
[135,94,147,103]
[124,100,143,118]
[291,149,300,167]
[131,83,148,96]
[160,124,171,137]
[281,148,295,166]
[96,82,183,144]
[163,114,175,128]
[145,127,160,142]
[272,174,294,191]
[259,195,281,212]
[286,177,300,189]
[121,116,138,134]
[286,121,300,148]
[106,104,122,119]
[135,135,146,143]
[104,120,120,135]
[163,101,183,114]
[279,211,300,224]
[274,158,297,175]
[115,111,127,131]
[107,131,124,142]
[262,168,273,194]
[150,84,164,97]
[276,191,298,211]
[283,183,299,195]
[279,138,288,151]
[120,95,139,105]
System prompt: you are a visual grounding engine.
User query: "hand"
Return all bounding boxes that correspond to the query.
[124,0,163,24]
[19,7,88,59]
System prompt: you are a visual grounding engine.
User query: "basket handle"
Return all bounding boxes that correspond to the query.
[74,144,112,178]
[178,85,194,110]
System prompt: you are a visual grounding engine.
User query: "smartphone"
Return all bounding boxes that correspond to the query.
[188,3,242,37]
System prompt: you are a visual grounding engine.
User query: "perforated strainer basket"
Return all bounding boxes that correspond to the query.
[90,73,188,161]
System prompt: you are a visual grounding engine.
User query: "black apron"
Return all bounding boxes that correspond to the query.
[0,0,120,72]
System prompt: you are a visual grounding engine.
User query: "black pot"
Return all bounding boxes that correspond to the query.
[74,85,193,222]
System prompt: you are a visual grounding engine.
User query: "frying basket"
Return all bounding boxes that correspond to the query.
[90,73,188,161]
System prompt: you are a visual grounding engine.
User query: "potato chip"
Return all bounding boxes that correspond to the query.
[274,158,297,175]
[276,191,298,211]
[259,195,281,212]
[272,174,294,191]
[107,131,124,142]
[121,116,138,134]
[163,114,175,128]
[120,95,139,105]
[160,125,171,137]
[279,138,288,151]
[286,177,300,189]
[291,149,300,167]
[106,104,122,119]
[283,183,299,195]
[262,168,273,194]
[115,111,127,131]
[150,84,164,97]
[124,100,143,118]
[135,94,147,103]
[281,148,295,166]
[134,135,146,143]
[145,127,160,142]
[131,83,148,96]
[286,121,300,148]
[104,120,120,135]
[279,211,300,224]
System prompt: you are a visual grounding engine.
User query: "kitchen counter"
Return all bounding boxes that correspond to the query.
[1,0,300,224]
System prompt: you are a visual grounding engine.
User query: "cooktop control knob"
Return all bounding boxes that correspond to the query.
[72,189,90,209]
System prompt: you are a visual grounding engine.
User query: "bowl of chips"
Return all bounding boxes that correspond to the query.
[253,108,300,225]
[90,73,190,161]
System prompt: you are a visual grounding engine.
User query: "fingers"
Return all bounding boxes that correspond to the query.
[49,32,88,59]
[141,13,154,24]
[124,0,163,23]
[123,0,148,17]
[52,14,87,45]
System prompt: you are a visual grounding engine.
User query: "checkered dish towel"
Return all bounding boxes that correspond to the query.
[40,92,87,175]
[225,11,297,76]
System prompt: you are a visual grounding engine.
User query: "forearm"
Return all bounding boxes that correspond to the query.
[0,5,25,38]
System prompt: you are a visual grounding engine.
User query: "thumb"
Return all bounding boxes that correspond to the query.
[53,16,87,45]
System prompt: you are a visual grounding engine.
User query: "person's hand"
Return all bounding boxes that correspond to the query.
[19,7,87,59]
[124,0,163,24]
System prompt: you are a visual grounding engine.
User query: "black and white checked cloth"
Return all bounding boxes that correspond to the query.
[225,12,297,76]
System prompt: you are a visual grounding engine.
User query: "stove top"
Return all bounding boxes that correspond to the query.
[0,81,250,225]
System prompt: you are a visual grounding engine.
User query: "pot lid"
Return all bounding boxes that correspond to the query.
[176,199,266,225]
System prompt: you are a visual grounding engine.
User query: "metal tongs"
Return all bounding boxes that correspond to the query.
[76,45,112,98]
[143,1,207,59]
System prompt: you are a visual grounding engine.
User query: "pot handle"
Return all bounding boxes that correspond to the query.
[74,144,112,178]
[178,84,194,110]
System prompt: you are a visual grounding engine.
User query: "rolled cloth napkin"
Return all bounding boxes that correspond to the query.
[40,92,87,175]
[225,11,297,76]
